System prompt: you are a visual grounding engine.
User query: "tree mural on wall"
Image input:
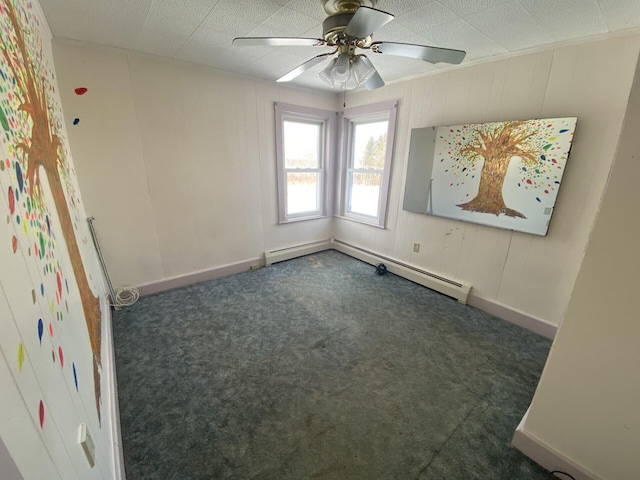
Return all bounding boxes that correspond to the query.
[439,120,575,219]
[0,0,102,420]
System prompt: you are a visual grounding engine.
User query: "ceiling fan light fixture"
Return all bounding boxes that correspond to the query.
[333,53,351,81]
[319,58,339,87]
[344,71,360,90]
[351,55,375,84]
[320,54,377,89]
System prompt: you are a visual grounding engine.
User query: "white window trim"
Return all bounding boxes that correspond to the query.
[336,100,398,228]
[275,103,336,224]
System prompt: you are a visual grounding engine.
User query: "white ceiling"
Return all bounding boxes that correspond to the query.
[39,0,640,92]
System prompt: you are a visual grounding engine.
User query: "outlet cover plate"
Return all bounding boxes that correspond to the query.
[79,423,95,468]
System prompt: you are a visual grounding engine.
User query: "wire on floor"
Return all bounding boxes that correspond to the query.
[111,286,139,308]
[548,471,576,480]
[87,217,140,310]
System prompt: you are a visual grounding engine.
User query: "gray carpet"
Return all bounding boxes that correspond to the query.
[113,250,551,479]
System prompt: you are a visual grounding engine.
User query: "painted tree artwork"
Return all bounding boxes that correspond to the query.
[428,117,577,235]
[0,0,104,424]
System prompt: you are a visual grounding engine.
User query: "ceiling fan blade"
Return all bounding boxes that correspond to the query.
[360,56,385,90]
[233,37,326,47]
[371,41,466,65]
[345,6,394,38]
[277,53,333,83]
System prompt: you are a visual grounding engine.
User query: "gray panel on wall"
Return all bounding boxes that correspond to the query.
[403,127,437,215]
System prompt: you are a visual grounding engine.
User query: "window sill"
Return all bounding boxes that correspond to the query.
[279,214,329,224]
[335,214,386,229]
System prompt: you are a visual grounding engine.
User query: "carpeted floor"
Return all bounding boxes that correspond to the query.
[113,250,551,479]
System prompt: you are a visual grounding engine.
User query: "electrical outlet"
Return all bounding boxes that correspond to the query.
[412,242,420,253]
[79,423,95,468]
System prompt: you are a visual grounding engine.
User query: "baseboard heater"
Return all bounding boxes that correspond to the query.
[265,239,471,304]
[332,239,471,304]
[264,239,333,266]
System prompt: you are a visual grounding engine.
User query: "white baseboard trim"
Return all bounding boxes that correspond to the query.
[513,410,600,480]
[102,300,126,479]
[135,245,554,342]
[467,294,557,339]
[265,239,333,266]
[137,257,264,296]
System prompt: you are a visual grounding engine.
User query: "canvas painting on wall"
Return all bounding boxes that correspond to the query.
[410,118,577,236]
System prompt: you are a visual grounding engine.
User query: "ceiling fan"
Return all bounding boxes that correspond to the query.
[232,0,466,90]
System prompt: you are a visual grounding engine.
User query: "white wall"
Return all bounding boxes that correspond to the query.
[0,0,117,478]
[337,34,640,328]
[52,41,339,289]
[52,34,640,331]
[519,49,640,480]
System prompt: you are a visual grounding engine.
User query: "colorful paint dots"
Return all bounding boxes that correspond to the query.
[15,162,23,192]
[73,118,79,125]
[74,87,88,95]
[38,401,45,428]
[37,318,43,344]
[72,363,78,391]
[17,343,25,371]
[11,234,17,253]
[38,231,44,258]
[58,347,64,368]
[8,186,14,213]
[48,322,53,337]
[31,289,36,303]
[56,271,62,297]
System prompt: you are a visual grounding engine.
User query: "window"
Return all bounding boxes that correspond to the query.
[275,100,396,227]
[339,101,397,227]
[275,103,335,223]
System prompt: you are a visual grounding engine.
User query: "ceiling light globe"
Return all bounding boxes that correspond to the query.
[333,53,351,81]
[351,56,376,85]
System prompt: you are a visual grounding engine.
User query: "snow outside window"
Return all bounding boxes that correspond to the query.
[275,103,335,223]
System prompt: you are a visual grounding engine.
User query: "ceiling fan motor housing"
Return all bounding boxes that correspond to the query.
[322,0,376,15]
[322,0,376,45]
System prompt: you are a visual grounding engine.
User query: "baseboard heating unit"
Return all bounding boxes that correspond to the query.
[332,239,471,304]
[265,239,471,304]
[264,239,333,266]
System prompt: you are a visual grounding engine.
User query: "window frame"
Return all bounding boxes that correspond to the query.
[275,103,336,224]
[337,100,398,228]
